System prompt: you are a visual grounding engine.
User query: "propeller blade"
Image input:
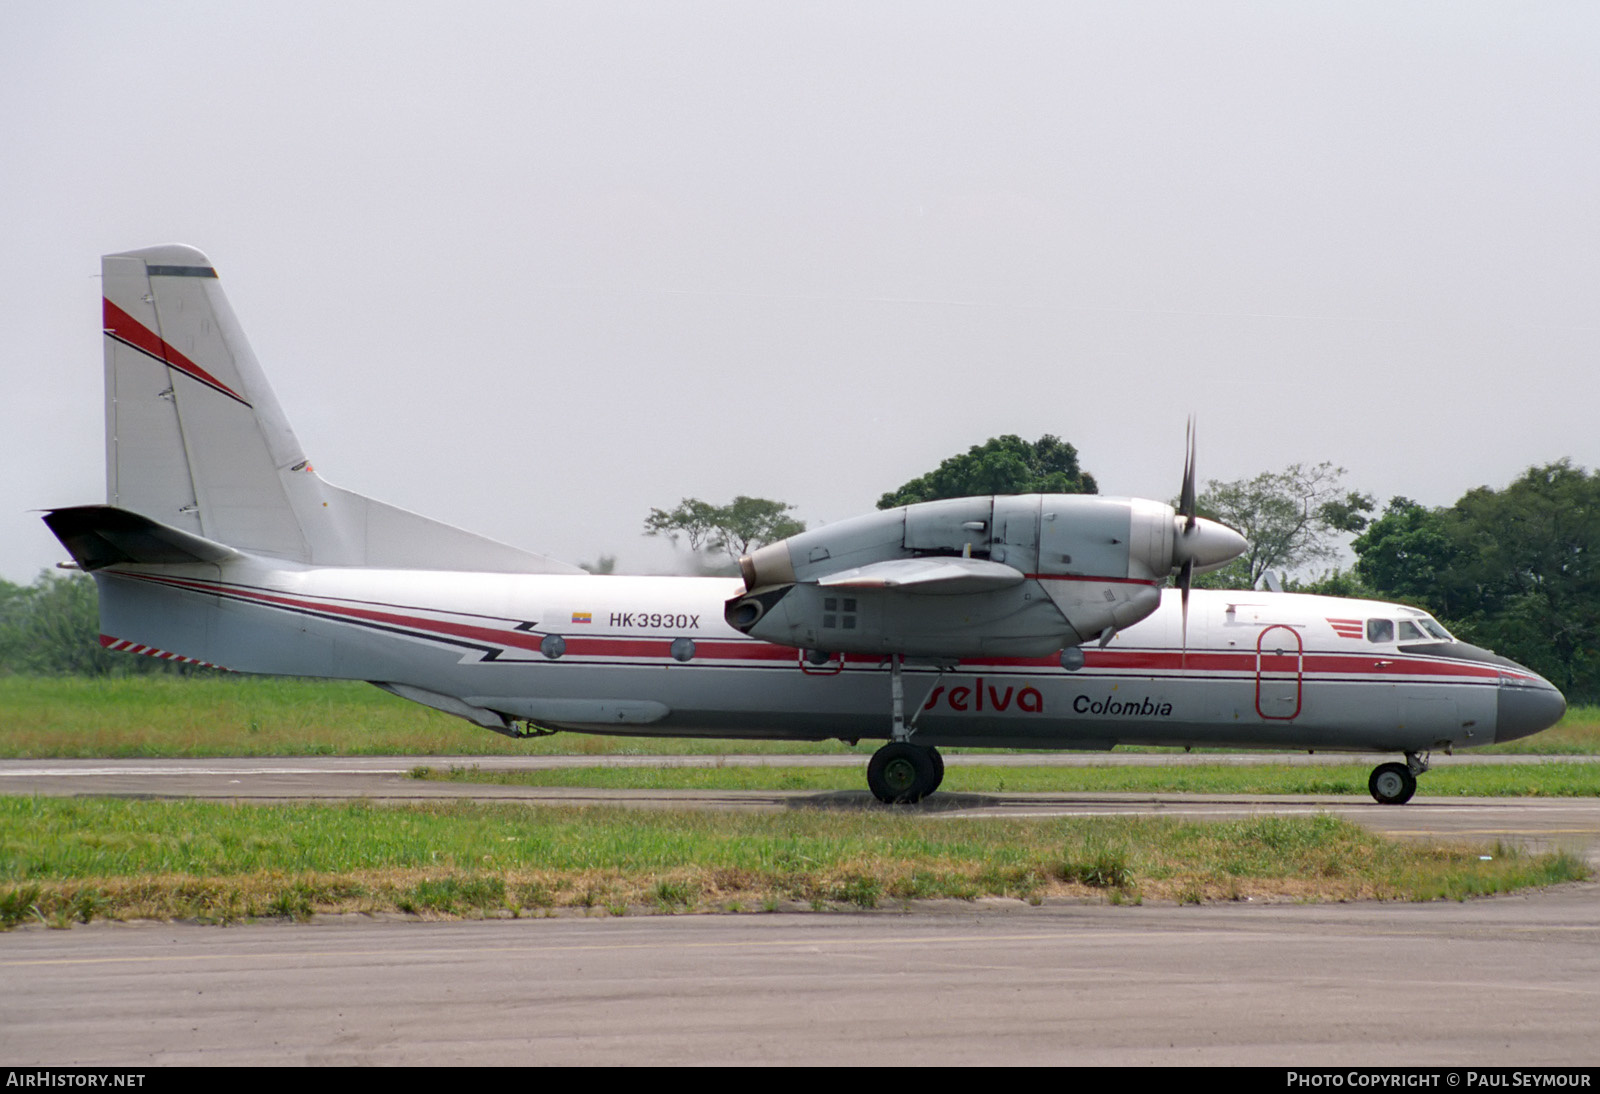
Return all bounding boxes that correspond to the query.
[1178,557,1194,670]
[1178,416,1197,533]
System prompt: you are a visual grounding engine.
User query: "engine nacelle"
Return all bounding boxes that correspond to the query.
[724,493,1246,658]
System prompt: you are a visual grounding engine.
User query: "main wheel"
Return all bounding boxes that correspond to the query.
[1368,762,1417,805]
[868,742,939,804]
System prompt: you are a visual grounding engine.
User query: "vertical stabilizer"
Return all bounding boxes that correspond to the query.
[100,245,581,573]
[103,245,308,557]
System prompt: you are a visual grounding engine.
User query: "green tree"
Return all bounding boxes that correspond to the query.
[1351,498,1469,615]
[644,496,805,566]
[0,572,204,677]
[1282,567,1373,599]
[578,555,617,575]
[1194,462,1374,589]
[0,577,27,672]
[1355,462,1600,699]
[877,434,1097,509]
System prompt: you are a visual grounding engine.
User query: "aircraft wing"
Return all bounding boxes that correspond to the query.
[814,556,1025,595]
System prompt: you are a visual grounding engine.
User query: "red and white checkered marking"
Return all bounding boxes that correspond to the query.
[99,634,228,670]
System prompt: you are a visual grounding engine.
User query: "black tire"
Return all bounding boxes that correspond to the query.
[927,747,945,794]
[1368,762,1417,805]
[868,742,939,804]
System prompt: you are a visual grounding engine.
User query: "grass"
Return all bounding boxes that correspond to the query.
[2,675,1597,759]
[413,760,1600,798]
[1,677,1589,928]
[0,798,1586,926]
[0,676,871,758]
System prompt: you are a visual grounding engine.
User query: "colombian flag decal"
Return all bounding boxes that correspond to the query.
[571,611,592,624]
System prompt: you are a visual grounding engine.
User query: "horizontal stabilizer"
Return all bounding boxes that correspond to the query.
[44,505,240,572]
[815,556,1025,595]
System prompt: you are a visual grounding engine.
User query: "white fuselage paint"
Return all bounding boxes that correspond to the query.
[95,563,1553,754]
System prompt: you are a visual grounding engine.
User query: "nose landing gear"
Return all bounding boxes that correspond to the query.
[1368,751,1429,805]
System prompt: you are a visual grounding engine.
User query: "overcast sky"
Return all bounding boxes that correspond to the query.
[6,1,1597,581]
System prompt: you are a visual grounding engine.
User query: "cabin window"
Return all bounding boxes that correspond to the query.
[822,597,858,630]
[1396,620,1425,641]
[1367,619,1394,643]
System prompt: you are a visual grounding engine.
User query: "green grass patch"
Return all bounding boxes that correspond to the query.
[0,797,1585,926]
[3,676,1597,759]
[415,760,1600,798]
[0,676,873,759]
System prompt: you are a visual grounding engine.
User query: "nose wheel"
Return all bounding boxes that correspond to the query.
[1368,753,1427,805]
[868,741,945,804]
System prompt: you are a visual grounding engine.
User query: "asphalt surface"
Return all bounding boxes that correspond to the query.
[3,891,1597,1066]
[3,753,1598,1066]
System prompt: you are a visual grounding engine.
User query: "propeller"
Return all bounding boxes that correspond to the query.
[1178,416,1197,535]
[1177,417,1198,668]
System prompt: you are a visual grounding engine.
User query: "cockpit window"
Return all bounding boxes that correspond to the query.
[1396,620,1425,641]
[1419,616,1453,641]
[1367,619,1394,643]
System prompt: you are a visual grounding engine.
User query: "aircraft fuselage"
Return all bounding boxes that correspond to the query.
[96,562,1562,755]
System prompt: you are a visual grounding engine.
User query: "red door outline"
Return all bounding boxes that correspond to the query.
[1255,624,1303,720]
[798,648,844,675]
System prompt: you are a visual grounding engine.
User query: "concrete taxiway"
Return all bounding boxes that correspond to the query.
[3,754,1597,1065]
[3,889,1598,1065]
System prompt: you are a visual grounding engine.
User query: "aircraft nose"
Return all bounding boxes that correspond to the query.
[1496,671,1567,743]
[1173,516,1249,575]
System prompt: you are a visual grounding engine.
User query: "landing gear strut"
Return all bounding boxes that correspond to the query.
[867,655,946,803]
[1368,751,1429,805]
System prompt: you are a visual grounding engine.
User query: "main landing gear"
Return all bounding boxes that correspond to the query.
[1368,752,1429,805]
[865,654,947,804]
[867,740,945,803]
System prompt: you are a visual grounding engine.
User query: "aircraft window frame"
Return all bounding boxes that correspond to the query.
[822,596,858,631]
[1396,620,1425,641]
[1419,617,1453,641]
[1366,618,1394,643]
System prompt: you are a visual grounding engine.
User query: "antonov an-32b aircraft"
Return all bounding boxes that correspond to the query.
[45,246,1567,805]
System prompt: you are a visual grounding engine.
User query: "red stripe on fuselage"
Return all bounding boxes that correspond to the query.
[114,572,1522,682]
[126,573,553,654]
[120,573,801,663]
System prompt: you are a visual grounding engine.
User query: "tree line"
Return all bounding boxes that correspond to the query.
[1190,459,1598,700]
[648,438,1600,702]
[1346,462,1600,699]
[0,571,208,677]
